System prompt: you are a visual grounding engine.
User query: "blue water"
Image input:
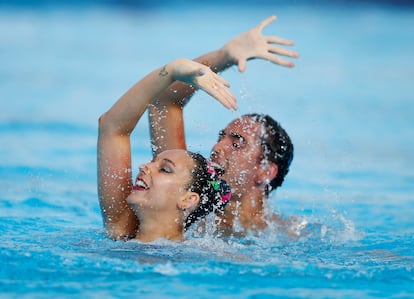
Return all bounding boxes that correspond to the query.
[1,2,414,298]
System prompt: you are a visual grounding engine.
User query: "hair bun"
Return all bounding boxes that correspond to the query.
[184,154,232,230]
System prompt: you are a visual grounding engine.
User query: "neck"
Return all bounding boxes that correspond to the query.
[135,212,184,242]
[221,187,268,232]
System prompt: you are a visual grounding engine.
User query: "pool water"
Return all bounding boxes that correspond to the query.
[1,1,414,298]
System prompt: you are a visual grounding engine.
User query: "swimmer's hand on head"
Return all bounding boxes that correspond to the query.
[221,15,299,72]
[169,58,237,110]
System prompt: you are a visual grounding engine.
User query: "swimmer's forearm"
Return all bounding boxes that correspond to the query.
[99,64,179,136]
[149,49,233,109]
[194,48,234,74]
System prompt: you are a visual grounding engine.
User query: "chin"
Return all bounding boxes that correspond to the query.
[126,192,143,206]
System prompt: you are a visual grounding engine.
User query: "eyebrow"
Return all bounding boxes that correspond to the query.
[220,130,245,140]
[161,158,176,167]
[153,156,176,167]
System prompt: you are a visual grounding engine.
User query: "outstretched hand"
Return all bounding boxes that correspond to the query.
[170,58,237,110]
[222,15,299,72]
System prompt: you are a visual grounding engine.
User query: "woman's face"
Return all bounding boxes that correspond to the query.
[126,149,195,215]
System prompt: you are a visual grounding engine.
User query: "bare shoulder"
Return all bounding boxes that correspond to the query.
[268,213,310,238]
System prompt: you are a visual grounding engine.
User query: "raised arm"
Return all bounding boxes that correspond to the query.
[149,15,299,155]
[97,58,236,240]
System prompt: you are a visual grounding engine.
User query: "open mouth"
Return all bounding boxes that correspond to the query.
[210,161,225,176]
[133,177,149,191]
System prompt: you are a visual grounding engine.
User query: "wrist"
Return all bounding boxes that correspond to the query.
[215,47,235,72]
[196,49,232,74]
[165,59,181,80]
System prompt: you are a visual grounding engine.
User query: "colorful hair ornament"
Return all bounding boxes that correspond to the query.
[206,160,216,175]
[209,180,220,191]
[206,159,232,204]
[221,191,231,204]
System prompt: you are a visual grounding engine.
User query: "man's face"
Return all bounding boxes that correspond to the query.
[210,116,263,197]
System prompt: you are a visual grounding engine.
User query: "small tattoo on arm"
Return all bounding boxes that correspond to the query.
[159,66,168,77]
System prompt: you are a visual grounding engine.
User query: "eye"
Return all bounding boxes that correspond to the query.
[232,136,245,149]
[160,166,173,173]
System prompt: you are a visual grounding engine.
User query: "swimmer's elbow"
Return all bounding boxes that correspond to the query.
[98,112,109,129]
[98,112,116,135]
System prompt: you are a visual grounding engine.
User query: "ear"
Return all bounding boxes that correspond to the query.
[177,192,200,210]
[257,161,278,186]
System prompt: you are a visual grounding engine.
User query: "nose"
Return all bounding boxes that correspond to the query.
[211,142,226,159]
[139,163,152,175]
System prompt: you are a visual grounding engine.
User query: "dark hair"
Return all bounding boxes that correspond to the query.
[184,152,232,230]
[245,113,294,195]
